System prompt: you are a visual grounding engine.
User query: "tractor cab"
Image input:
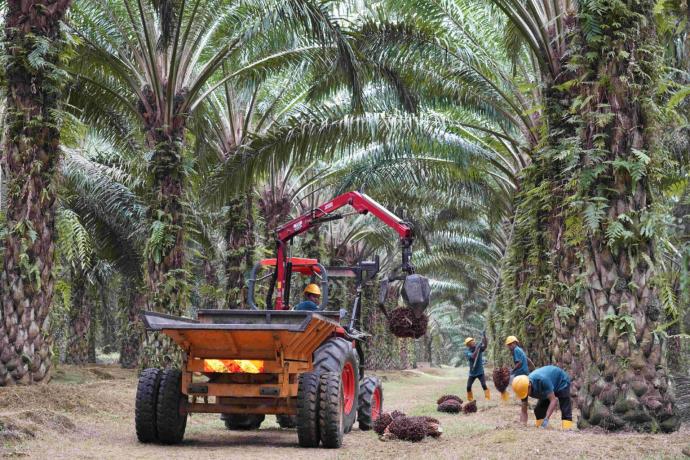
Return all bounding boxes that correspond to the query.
[247,256,381,334]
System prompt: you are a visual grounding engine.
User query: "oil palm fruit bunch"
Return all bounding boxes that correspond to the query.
[463,400,477,414]
[436,394,462,405]
[388,308,428,338]
[437,400,461,413]
[493,367,511,393]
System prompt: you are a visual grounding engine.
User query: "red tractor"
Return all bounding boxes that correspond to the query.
[136,191,430,447]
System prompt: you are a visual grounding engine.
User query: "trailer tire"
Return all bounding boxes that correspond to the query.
[221,414,265,430]
[313,338,359,433]
[156,369,187,444]
[135,368,161,443]
[276,415,297,429]
[357,376,383,431]
[297,372,321,447]
[319,372,344,448]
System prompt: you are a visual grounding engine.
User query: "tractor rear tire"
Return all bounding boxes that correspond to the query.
[296,372,321,447]
[221,414,265,430]
[135,368,161,443]
[313,338,359,433]
[357,376,383,431]
[156,369,187,444]
[319,372,344,448]
[276,414,297,429]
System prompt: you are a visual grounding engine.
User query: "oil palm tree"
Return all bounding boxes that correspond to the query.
[1,0,73,385]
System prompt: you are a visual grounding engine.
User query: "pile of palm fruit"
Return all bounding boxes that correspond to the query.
[435,394,477,414]
[374,410,442,442]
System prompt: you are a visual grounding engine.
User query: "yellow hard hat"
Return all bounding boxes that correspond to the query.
[304,283,321,296]
[464,337,475,346]
[512,375,529,400]
[505,335,518,345]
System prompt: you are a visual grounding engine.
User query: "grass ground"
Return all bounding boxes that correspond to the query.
[0,364,687,459]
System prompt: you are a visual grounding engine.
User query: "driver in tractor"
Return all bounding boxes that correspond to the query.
[294,283,321,311]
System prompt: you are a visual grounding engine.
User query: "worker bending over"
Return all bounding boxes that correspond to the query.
[505,336,529,377]
[512,365,574,429]
[294,284,321,311]
[464,335,490,401]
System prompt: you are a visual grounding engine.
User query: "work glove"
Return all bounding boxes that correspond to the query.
[540,418,549,428]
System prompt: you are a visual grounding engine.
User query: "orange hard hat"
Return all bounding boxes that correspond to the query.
[304,283,321,296]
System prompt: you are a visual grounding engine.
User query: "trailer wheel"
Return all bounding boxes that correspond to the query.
[313,338,359,433]
[276,415,297,429]
[221,414,265,430]
[357,376,383,431]
[297,372,321,447]
[156,369,187,444]
[319,372,344,448]
[135,368,161,443]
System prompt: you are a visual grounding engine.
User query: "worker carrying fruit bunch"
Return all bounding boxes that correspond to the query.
[464,333,490,402]
[294,283,321,311]
[512,365,574,429]
[505,335,530,378]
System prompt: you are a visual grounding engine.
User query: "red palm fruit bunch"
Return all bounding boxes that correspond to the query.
[462,400,477,414]
[373,412,394,435]
[390,410,406,419]
[493,366,511,393]
[436,394,462,405]
[388,308,428,338]
[386,416,428,442]
[437,400,462,413]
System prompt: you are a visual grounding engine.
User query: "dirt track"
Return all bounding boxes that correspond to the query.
[0,365,688,459]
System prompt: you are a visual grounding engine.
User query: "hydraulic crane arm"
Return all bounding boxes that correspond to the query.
[272,191,415,310]
[276,191,413,241]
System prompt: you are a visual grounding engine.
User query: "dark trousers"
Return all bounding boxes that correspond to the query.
[466,374,487,392]
[534,386,572,421]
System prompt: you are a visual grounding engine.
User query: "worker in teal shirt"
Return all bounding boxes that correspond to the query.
[294,284,321,311]
[512,365,574,429]
[464,335,490,401]
[505,335,529,376]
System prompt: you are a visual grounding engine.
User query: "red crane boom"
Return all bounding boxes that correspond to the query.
[272,191,414,310]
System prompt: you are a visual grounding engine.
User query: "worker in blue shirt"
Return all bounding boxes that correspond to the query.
[464,335,490,401]
[294,284,321,311]
[512,365,574,429]
[505,335,530,377]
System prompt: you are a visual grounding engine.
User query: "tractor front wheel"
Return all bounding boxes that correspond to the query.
[221,414,265,430]
[156,369,187,444]
[357,376,383,431]
[135,368,161,443]
[319,372,345,448]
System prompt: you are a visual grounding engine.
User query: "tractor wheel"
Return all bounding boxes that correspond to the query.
[319,372,344,448]
[313,338,360,433]
[276,414,297,428]
[135,368,161,443]
[357,376,383,431]
[221,414,265,430]
[155,369,187,445]
[296,372,321,447]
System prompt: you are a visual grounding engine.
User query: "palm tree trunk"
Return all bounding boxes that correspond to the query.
[225,195,250,308]
[140,113,187,368]
[499,1,679,432]
[0,0,72,385]
[119,282,144,369]
[65,273,91,364]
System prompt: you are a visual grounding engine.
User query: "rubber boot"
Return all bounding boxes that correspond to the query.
[535,419,543,427]
[561,420,574,430]
[467,391,474,402]
[500,391,509,402]
[484,389,491,400]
